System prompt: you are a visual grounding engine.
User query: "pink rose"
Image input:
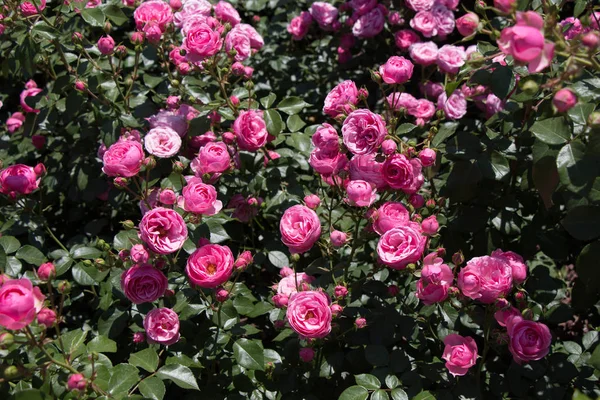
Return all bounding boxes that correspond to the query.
[309,149,349,176]
[419,148,436,167]
[432,4,455,37]
[394,29,421,51]
[225,25,251,61]
[494,0,516,13]
[0,278,45,330]
[377,224,426,269]
[409,193,425,208]
[457,256,513,303]
[484,93,504,118]
[346,180,376,207]
[214,1,240,26]
[382,154,424,194]
[0,164,40,196]
[416,253,453,305]
[192,141,231,176]
[174,0,211,27]
[494,306,521,327]
[405,0,435,11]
[410,11,437,37]
[379,56,414,85]
[312,124,339,152]
[6,112,26,133]
[506,316,552,364]
[421,215,439,235]
[349,0,377,16]
[409,42,439,66]
[234,23,263,50]
[330,230,347,247]
[437,91,467,120]
[20,87,43,114]
[288,11,313,40]
[491,249,528,284]
[408,99,436,124]
[387,92,419,112]
[97,35,115,55]
[349,154,385,189]
[442,334,478,376]
[304,194,321,209]
[552,88,577,113]
[134,0,173,37]
[148,110,188,137]
[280,205,322,254]
[183,21,223,62]
[381,139,397,155]
[144,308,180,345]
[373,202,410,235]
[37,262,56,281]
[139,207,188,254]
[437,45,466,74]
[121,265,168,304]
[186,244,234,288]
[352,6,385,38]
[144,126,182,158]
[309,2,338,30]
[342,109,387,155]
[323,80,359,117]
[130,244,149,263]
[233,110,268,151]
[277,273,313,296]
[181,177,222,215]
[286,291,332,338]
[234,250,253,270]
[272,293,289,308]
[456,12,479,36]
[421,81,444,99]
[20,0,46,16]
[102,140,145,178]
[67,373,87,391]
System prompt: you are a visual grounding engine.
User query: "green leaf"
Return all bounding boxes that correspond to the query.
[372,390,389,400]
[203,218,231,243]
[102,4,128,26]
[88,335,117,353]
[287,114,306,132]
[413,391,435,400]
[574,0,586,16]
[385,375,399,389]
[339,386,369,400]
[108,364,140,395]
[479,151,509,181]
[277,97,310,115]
[6,257,22,277]
[590,341,600,370]
[72,262,109,285]
[81,7,106,27]
[576,241,600,293]
[432,122,459,147]
[114,230,139,250]
[0,246,6,275]
[390,389,409,400]
[562,206,600,241]
[16,245,46,265]
[268,251,289,268]
[31,21,57,40]
[264,109,284,136]
[396,123,416,135]
[491,66,514,99]
[233,338,265,371]
[530,117,571,145]
[568,103,595,125]
[156,364,199,390]
[260,93,277,108]
[355,374,381,390]
[72,247,103,259]
[9,389,50,400]
[0,236,20,254]
[556,141,596,192]
[139,376,166,400]
[129,348,159,373]
[563,341,582,355]
[365,345,389,366]
[60,330,88,355]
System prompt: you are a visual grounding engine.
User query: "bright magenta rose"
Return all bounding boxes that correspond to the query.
[288,11,313,40]
[139,207,188,254]
[349,154,386,189]
[312,123,339,152]
[144,308,180,345]
[121,265,168,304]
[491,249,528,285]
[342,109,387,155]
[183,21,223,62]
[377,224,426,269]
[133,0,173,36]
[323,80,358,118]
[102,140,145,177]
[442,334,478,376]
[144,126,182,158]
[506,316,552,364]
[181,177,222,215]
[457,256,513,303]
[20,86,43,113]
[381,154,424,194]
[192,142,231,176]
[379,56,414,84]
[345,180,376,207]
[0,164,41,196]
[373,201,410,235]
[280,205,322,254]
[286,291,332,339]
[0,278,45,330]
[186,244,234,288]
[233,110,268,151]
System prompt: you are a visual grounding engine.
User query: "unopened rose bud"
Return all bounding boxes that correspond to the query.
[448,286,460,296]
[252,15,260,23]
[72,32,83,43]
[215,287,229,302]
[515,291,526,302]
[169,0,182,10]
[406,263,416,272]
[97,35,115,55]
[520,79,539,95]
[304,194,320,209]
[495,298,509,310]
[37,262,56,281]
[3,366,20,380]
[114,177,129,188]
[387,285,399,296]
[115,45,127,56]
[426,199,436,209]
[588,111,600,127]
[222,131,235,144]
[234,251,253,270]
[412,214,423,223]
[133,332,146,343]
[330,304,343,316]
[159,188,176,205]
[57,280,71,294]
[75,80,86,92]
[118,249,130,261]
[173,161,185,173]
[452,251,464,266]
[0,332,14,346]
[408,194,425,209]
[436,247,446,257]
[272,293,288,308]
[67,373,87,391]
[131,31,145,45]
[121,220,135,229]
[37,308,57,328]
[421,215,439,235]
[334,285,348,299]
[381,139,397,155]
[34,163,46,176]
[370,70,382,83]
[164,288,175,297]
[522,308,533,320]
[290,253,300,262]
[330,230,347,247]
[299,347,315,362]
[582,32,600,49]
[357,88,369,100]
[355,317,367,329]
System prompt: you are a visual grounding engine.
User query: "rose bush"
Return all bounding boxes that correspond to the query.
[0,0,599,399]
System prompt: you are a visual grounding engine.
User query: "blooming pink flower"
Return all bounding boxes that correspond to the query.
[173,0,212,27]
[349,154,385,189]
[312,123,339,152]
[121,265,168,304]
[280,205,322,254]
[342,109,387,155]
[432,4,455,37]
[491,249,528,284]
[20,85,43,114]
[377,224,426,269]
[323,80,359,117]
[494,0,516,13]
[134,0,173,40]
[419,148,436,167]
[288,11,313,40]
[233,110,268,151]
[102,140,145,178]
[144,126,182,158]
[183,21,223,62]
[20,0,46,16]
[421,215,439,235]
[309,148,348,176]
[0,164,41,196]
[437,45,466,74]
[0,278,45,330]
[442,334,478,376]
[225,25,252,61]
[309,2,338,30]
[277,273,313,296]
[299,347,315,362]
[437,91,467,120]
[144,308,180,345]
[181,177,222,215]
[352,6,385,38]
[286,291,332,339]
[458,256,513,303]
[379,56,414,84]
[97,36,115,55]
[186,244,234,288]
[6,112,26,133]
[394,29,421,51]
[346,180,377,207]
[405,0,435,11]
[382,154,424,194]
[192,141,231,176]
[416,253,453,304]
[148,110,188,136]
[494,306,521,327]
[409,41,439,66]
[506,316,552,364]
[410,11,437,37]
[214,1,240,26]
[139,207,188,254]
[373,202,410,235]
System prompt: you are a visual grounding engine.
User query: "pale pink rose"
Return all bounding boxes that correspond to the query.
[352,6,385,38]
[410,11,437,37]
[387,92,419,111]
[272,293,288,307]
[121,265,168,304]
[342,109,387,155]
[408,99,436,123]
[437,91,467,120]
[20,0,46,16]
[405,0,435,11]
[280,267,294,277]
[0,164,40,196]
[148,110,188,137]
[456,12,479,36]
[186,244,234,288]
[484,93,504,118]
[280,205,322,254]
[491,249,528,284]
[144,126,182,158]
[382,154,424,194]
[421,215,439,235]
[288,11,313,40]
[377,224,426,269]
[130,244,149,263]
[174,0,211,28]
[67,373,87,391]
[494,306,521,327]
[379,56,414,84]
[419,148,436,167]
[349,154,386,189]
[312,123,339,152]
[181,177,222,215]
[552,88,577,113]
[225,25,251,61]
[233,110,268,151]
[277,273,313,296]
[20,86,43,113]
[506,316,552,364]
[192,141,231,175]
[381,139,397,155]
[494,0,515,13]
[309,2,338,29]
[6,112,26,133]
[102,140,145,178]
[235,23,263,50]
[134,0,173,38]
[346,180,376,207]
[183,21,223,62]
[432,4,455,37]
[457,256,513,303]
[309,149,348,176]
[286,291,332,338]
[416,253,453,304]
[323,80,359,117]
[409,41,439,66]
[330,230,347,247]
[373,202,410,235]
[437,45,466,74]
[144,308,180,345]
[394,29,421,51]
[37,262,55,281]
[421,81,444,99]
[214,1,240,26]
[0,278,45,330]
[304,194,321,209]
[139,207,188,254]
[442,334,478,376]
